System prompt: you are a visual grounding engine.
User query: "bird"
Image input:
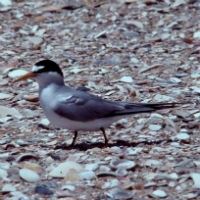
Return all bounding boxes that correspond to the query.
[16,59,180,146]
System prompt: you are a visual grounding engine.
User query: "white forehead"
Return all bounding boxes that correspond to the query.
[32,65,44,72]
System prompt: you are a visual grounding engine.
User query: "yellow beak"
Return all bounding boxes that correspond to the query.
[14,72,36,82]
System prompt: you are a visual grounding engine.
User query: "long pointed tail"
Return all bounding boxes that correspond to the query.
[115,102,183,116]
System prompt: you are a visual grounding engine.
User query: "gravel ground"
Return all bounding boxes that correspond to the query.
[0,0,200,199]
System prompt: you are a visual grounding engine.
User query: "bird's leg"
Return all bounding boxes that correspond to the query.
[71,131,78,146]
[100,127,108,145]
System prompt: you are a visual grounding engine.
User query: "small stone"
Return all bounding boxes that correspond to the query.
[0,168,8,180]
[107,188,133,199]
[79,170,96,180]
[169,173,179,180]
[102,179,119,189]
[0,0,12,6]
[191,72,200,78]
[19,168,40,182]
[8,69,28,78]
[49,160,83,181]
[10,191,29,200]
[48,133,56,139]
[23,94,38,102]
[194,112,200,119]
[169,77,181,83]
[0,93,12,99]
[152,189,167,198]
[0,116,12,123]
[153,94,174,102]
[85,163,99,171]
[130,57,139,64]
[0,105,23,119]
[176,133,190,141]
[35,184,54,196]
[0,153,10,159]
[2,184,16,192]
[110,159,136,170]
[61,184,75,191]
[39,118,50,128]
[27,36,43,45]
[191,86,200,94]
[194,161,200,167]
[127,147,143,155]
[193,31,200,39]
[116,168,128,177]
[148,124,162,131]
[120,76,134,83]
[190,173,200,188]
[144,160,162,168]
[182,193,198,199]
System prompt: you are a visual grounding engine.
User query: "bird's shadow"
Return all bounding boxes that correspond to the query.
[54,139,175,151]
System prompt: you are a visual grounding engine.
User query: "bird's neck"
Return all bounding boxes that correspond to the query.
[36,73,65,92]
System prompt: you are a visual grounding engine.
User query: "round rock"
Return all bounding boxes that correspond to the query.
[19,168,40,182]
[152,189,167,198]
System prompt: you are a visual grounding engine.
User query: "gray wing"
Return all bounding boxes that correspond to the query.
[53,92,124,122]
[53,89,178,122]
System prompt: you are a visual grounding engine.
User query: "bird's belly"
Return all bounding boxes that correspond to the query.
[43,108,120,131]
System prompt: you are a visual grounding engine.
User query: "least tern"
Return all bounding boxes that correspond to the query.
[16,59,180,146]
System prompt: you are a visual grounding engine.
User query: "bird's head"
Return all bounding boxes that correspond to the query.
[16,60,63,82]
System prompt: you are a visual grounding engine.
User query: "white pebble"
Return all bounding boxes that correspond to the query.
[0,168,8,180]
[176,133,190,141]
[149,124,162,131]
[0,0,12,6]
[193,31,200,39]
[49,161,83,179]
[190,173,200,188]
[19,169,40,182]
[0,93,12,99]
[8,69,28,78]
[79,170,96,180]
[152,189,167,198]
[120,76,134,83]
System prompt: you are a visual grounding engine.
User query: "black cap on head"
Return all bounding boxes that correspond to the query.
[33,60,63,77]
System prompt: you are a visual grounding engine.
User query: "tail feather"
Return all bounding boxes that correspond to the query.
[114,102,182,116]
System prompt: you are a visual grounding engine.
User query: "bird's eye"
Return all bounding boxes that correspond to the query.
[32,65,44,72]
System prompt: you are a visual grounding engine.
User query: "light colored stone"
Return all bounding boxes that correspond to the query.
[49,161,83,180]
[193,31,200,39]
[19,168,40,182]
[79,170,96,180]
[0,105,23,119]
[61,184,75,191]
[190,173,200,188]
[153,94,174,102]
[85,163,99,171]
[2,184,16,192]
[120,76,134,83]
[110,159,136,170]
[152,189,167,198]
[144,160,162,168]
[27,36,43,45]
[148,124,162,131]
[0,168,8,180]
[39,118,50,127]
[191,86,200,94]
[102,179,119,189]
[0,93,12,99]
[176,133,190,141]
[0,0,12,6]
[8,69,28,78]
[169,77,181,83]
